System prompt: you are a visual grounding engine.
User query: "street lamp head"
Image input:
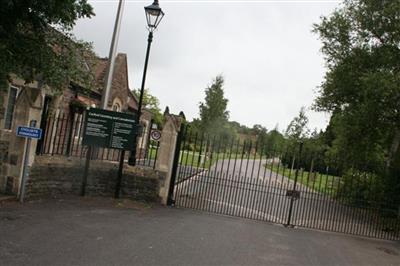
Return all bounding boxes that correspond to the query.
[144,0,164,32]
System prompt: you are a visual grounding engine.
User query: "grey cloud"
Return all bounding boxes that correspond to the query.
[73,0,338,131]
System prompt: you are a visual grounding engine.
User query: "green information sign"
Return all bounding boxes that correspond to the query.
[82,108,140,151]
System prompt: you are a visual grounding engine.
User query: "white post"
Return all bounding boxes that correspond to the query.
[100,0,125,109]
[19,137,31,203]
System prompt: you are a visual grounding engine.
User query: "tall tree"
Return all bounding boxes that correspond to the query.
[132,89,163,126]
[199,75,230,138]
[264,126,286,156]
[313,0,400,169]
[285,107,310,141]
[252,124,268,146]
[0,0,95,91]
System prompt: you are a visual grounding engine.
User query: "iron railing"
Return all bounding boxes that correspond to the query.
[36,111,159,169]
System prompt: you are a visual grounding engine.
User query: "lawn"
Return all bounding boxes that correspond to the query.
[177,150,253,169]
[143,145,240,168]
[147,145,157,160]
[178,150,226,168]
[145,144,160,160]
[266,164,340,195]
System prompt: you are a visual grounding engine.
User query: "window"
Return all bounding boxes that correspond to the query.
[112,98,122,112]
[4,86,18,129]
[112,103,121,112]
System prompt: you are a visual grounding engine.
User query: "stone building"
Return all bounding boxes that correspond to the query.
[59,53,138,114]
[0,53,153,196]
[0,76,44,195]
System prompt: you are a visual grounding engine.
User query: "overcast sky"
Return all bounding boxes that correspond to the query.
[73,0,341,132]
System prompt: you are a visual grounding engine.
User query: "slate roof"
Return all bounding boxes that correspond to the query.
[92,53,138,111]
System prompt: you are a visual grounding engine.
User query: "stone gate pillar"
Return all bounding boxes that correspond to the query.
[155,114,182,205]
[6,86,43,196]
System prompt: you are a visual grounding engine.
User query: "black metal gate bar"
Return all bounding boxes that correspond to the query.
[251,142,264,220]
[217,139,230,215]
[221,138,234,216]
[245,142,258,218]
[170,129,400,240]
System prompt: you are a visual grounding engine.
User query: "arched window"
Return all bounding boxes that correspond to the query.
[112,98,122,112]
[112,103,121,112]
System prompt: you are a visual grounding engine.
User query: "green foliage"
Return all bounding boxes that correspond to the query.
[284,107,311,156]
[267,163,340,196]
[132,88,163,126]
[285,107,310,141]
[0,0,95,92]
[187,118,201,135]
[338,170,384,208]
[313,0,400,168]
[263,127,286,156]
[252,124,267,144]
[313,0,400,211]
[198,75,230,138]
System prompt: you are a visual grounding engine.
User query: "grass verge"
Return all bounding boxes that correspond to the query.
[266,164,340,195]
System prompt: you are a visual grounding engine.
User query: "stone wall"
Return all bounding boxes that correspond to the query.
[0,87,8,192]
[1,84,11,193]
[60,86,77,114]
[26,156,163,202]
[0,87,6,122]
[0,139,9,192]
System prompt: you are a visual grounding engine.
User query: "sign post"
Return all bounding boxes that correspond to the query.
[17,120,42,203]
[81,108,140,197]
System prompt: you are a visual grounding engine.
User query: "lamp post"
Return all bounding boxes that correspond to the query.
[129,0,164,165]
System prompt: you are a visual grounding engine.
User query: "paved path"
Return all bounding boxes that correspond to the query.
[173,159,397,239]
[0,197,399,266]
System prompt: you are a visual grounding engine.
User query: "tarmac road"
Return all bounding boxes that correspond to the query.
[1,197,399,266]
[173,159,397,239]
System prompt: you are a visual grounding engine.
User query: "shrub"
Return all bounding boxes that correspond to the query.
[338,169,384,209]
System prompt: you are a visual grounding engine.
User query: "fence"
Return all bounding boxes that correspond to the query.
[170,128,400,240]
[36,111,160,169]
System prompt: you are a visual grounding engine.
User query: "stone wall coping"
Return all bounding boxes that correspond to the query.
[34,155,162,180]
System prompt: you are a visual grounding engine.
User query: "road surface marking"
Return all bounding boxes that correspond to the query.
[204,199,284,223]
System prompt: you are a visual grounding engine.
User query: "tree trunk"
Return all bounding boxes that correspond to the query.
[309,159,314,182]
[291,156,295,173]
[386,128,400,169]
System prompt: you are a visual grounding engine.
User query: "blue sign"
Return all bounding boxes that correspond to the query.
[16,126,42,139]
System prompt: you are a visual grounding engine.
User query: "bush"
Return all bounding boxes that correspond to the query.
[182,143,194,152]
[338,169,384,208]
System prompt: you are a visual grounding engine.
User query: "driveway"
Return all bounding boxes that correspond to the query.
[173,159,397,239]
[0,197,399,266]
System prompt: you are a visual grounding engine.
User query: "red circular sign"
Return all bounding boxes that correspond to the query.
[150,130,162,141]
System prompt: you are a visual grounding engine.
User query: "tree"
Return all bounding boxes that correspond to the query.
[132,89,163,126]
[283,107,310,170]
[264,126,286,156]
[252,124,268,147]
[313,0,400,209]
[0,1,95,92]
[199,75,230,138]
[313,0,400,170]
[285,107,310,141]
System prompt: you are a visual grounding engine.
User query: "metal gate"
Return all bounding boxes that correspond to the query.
[168,127,400,240]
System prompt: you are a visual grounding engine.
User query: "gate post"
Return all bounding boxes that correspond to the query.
[286,141,304,227]
[155,114,183,205]
[166,123,185,206]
